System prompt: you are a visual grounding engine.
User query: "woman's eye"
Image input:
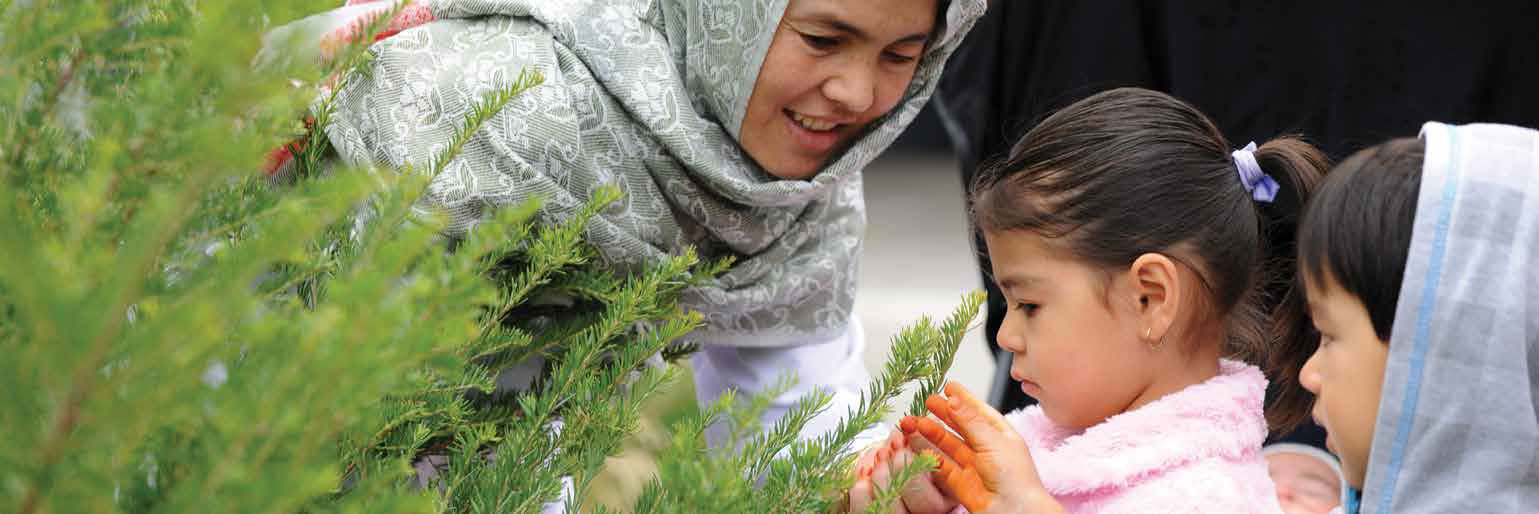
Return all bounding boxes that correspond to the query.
[800,33,839,50]
[883,51,918,64]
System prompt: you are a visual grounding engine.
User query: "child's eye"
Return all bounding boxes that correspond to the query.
[799,33,839,50]
[1015,303,1039,316]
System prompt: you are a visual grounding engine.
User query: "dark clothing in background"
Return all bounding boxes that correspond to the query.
[933,0,1539,446]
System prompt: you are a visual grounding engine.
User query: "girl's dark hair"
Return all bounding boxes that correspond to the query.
[1297,138,1425,340]
[968,88,1327,432]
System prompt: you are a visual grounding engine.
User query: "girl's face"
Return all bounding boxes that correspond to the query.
[739,0,936,180]
[984,230,1173,430]
[1300,273,1390,488]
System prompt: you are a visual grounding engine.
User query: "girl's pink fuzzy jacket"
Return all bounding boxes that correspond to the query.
[963,359,1283,513]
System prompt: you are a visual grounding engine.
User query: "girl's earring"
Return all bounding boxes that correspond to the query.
[1144,327,1162,351]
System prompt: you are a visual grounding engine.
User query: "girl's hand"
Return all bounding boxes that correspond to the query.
[900,382,1065,514]
[848,430,957,513]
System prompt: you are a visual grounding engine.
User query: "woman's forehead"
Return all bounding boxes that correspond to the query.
[784,0,938,39]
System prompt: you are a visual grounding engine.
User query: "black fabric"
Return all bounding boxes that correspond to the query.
[935,0,1539,446]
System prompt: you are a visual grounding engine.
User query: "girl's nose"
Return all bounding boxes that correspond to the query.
[995,311,1026,353]
[1299,347,1324,394]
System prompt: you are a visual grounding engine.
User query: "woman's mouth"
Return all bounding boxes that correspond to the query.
[783,109,845,153]
[789,110,840,131]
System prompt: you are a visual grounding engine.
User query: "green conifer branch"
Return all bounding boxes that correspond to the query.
[430,70,546,179]
[909,291,988,417]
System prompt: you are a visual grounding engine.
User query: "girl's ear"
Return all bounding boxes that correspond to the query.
[1128,253,1183,344]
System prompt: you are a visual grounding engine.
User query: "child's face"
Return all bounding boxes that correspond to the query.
[983,231,1157,430]
[1300,273,1390,489]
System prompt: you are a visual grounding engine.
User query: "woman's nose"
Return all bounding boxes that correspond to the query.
[820,60,875,115]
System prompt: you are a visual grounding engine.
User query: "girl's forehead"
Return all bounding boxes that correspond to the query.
[987,234,1093,293]
[985,229,1058,254]
[985,231,1083,272]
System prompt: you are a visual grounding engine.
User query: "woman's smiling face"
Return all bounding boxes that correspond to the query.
[738,0,936,180]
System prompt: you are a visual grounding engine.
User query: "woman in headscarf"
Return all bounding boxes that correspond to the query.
[273,0,985,445]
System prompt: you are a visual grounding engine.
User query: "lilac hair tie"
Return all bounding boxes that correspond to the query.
[1232,142,1278,203]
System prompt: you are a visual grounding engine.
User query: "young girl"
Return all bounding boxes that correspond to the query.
[1291,122,1539,513]
[847,87,1328,513]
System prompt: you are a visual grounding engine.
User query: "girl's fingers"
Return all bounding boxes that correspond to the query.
[880,450,914,514]
[869,448,901,512]
[904,431,938,455]
[940,382,1046,496]
[893,448,954,514]
[924,393,967,438]
[926,382,1020,462]
[943,382,1014,434]
[855,447,877,478]
[919,448,994,513]
[849,477,874,513]
[870,448,891,485]
[900,416,975,469]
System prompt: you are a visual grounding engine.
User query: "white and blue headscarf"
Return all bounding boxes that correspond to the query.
[1353,122,1539,512]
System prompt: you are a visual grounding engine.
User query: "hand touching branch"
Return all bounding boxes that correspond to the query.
[899,382,1065,514]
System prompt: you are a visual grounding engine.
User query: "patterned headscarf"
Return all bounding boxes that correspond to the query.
[282,0,984,347]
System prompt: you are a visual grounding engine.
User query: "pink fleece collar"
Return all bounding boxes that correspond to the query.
[1006,359,1270,496]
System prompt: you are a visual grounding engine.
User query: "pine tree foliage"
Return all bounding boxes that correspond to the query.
[625,292,984,514]
[1,1,987,513]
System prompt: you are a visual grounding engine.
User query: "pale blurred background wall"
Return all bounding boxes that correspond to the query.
[854,106,997,413]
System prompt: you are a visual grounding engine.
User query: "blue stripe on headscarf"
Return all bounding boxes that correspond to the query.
[1373,126,1462,513]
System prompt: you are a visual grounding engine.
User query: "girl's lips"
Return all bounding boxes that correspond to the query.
[1020,379,1042,396]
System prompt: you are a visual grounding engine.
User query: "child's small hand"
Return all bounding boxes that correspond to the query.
[847,429,957,513]
[901,382,1065,514]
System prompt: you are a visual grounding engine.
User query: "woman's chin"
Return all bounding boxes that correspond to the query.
[761,157,824,181]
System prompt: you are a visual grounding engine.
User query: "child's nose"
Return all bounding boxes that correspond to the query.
[1299,348,1324,393]
[995,313,1027,353]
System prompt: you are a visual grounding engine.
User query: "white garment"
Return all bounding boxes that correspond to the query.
[692,318,888,451]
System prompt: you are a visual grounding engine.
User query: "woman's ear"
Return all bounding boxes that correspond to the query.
[1128,253,1182,343]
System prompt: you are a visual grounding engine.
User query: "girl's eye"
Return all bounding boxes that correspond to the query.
[800,33,839,50]
[882,51,918,64]
[1015,303,1039,316]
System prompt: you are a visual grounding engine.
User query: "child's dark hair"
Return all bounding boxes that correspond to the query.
[1296,138,1425,339]
[968,88,1327,431]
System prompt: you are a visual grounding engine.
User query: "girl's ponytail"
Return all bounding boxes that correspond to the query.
[1249,137,1328,433]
